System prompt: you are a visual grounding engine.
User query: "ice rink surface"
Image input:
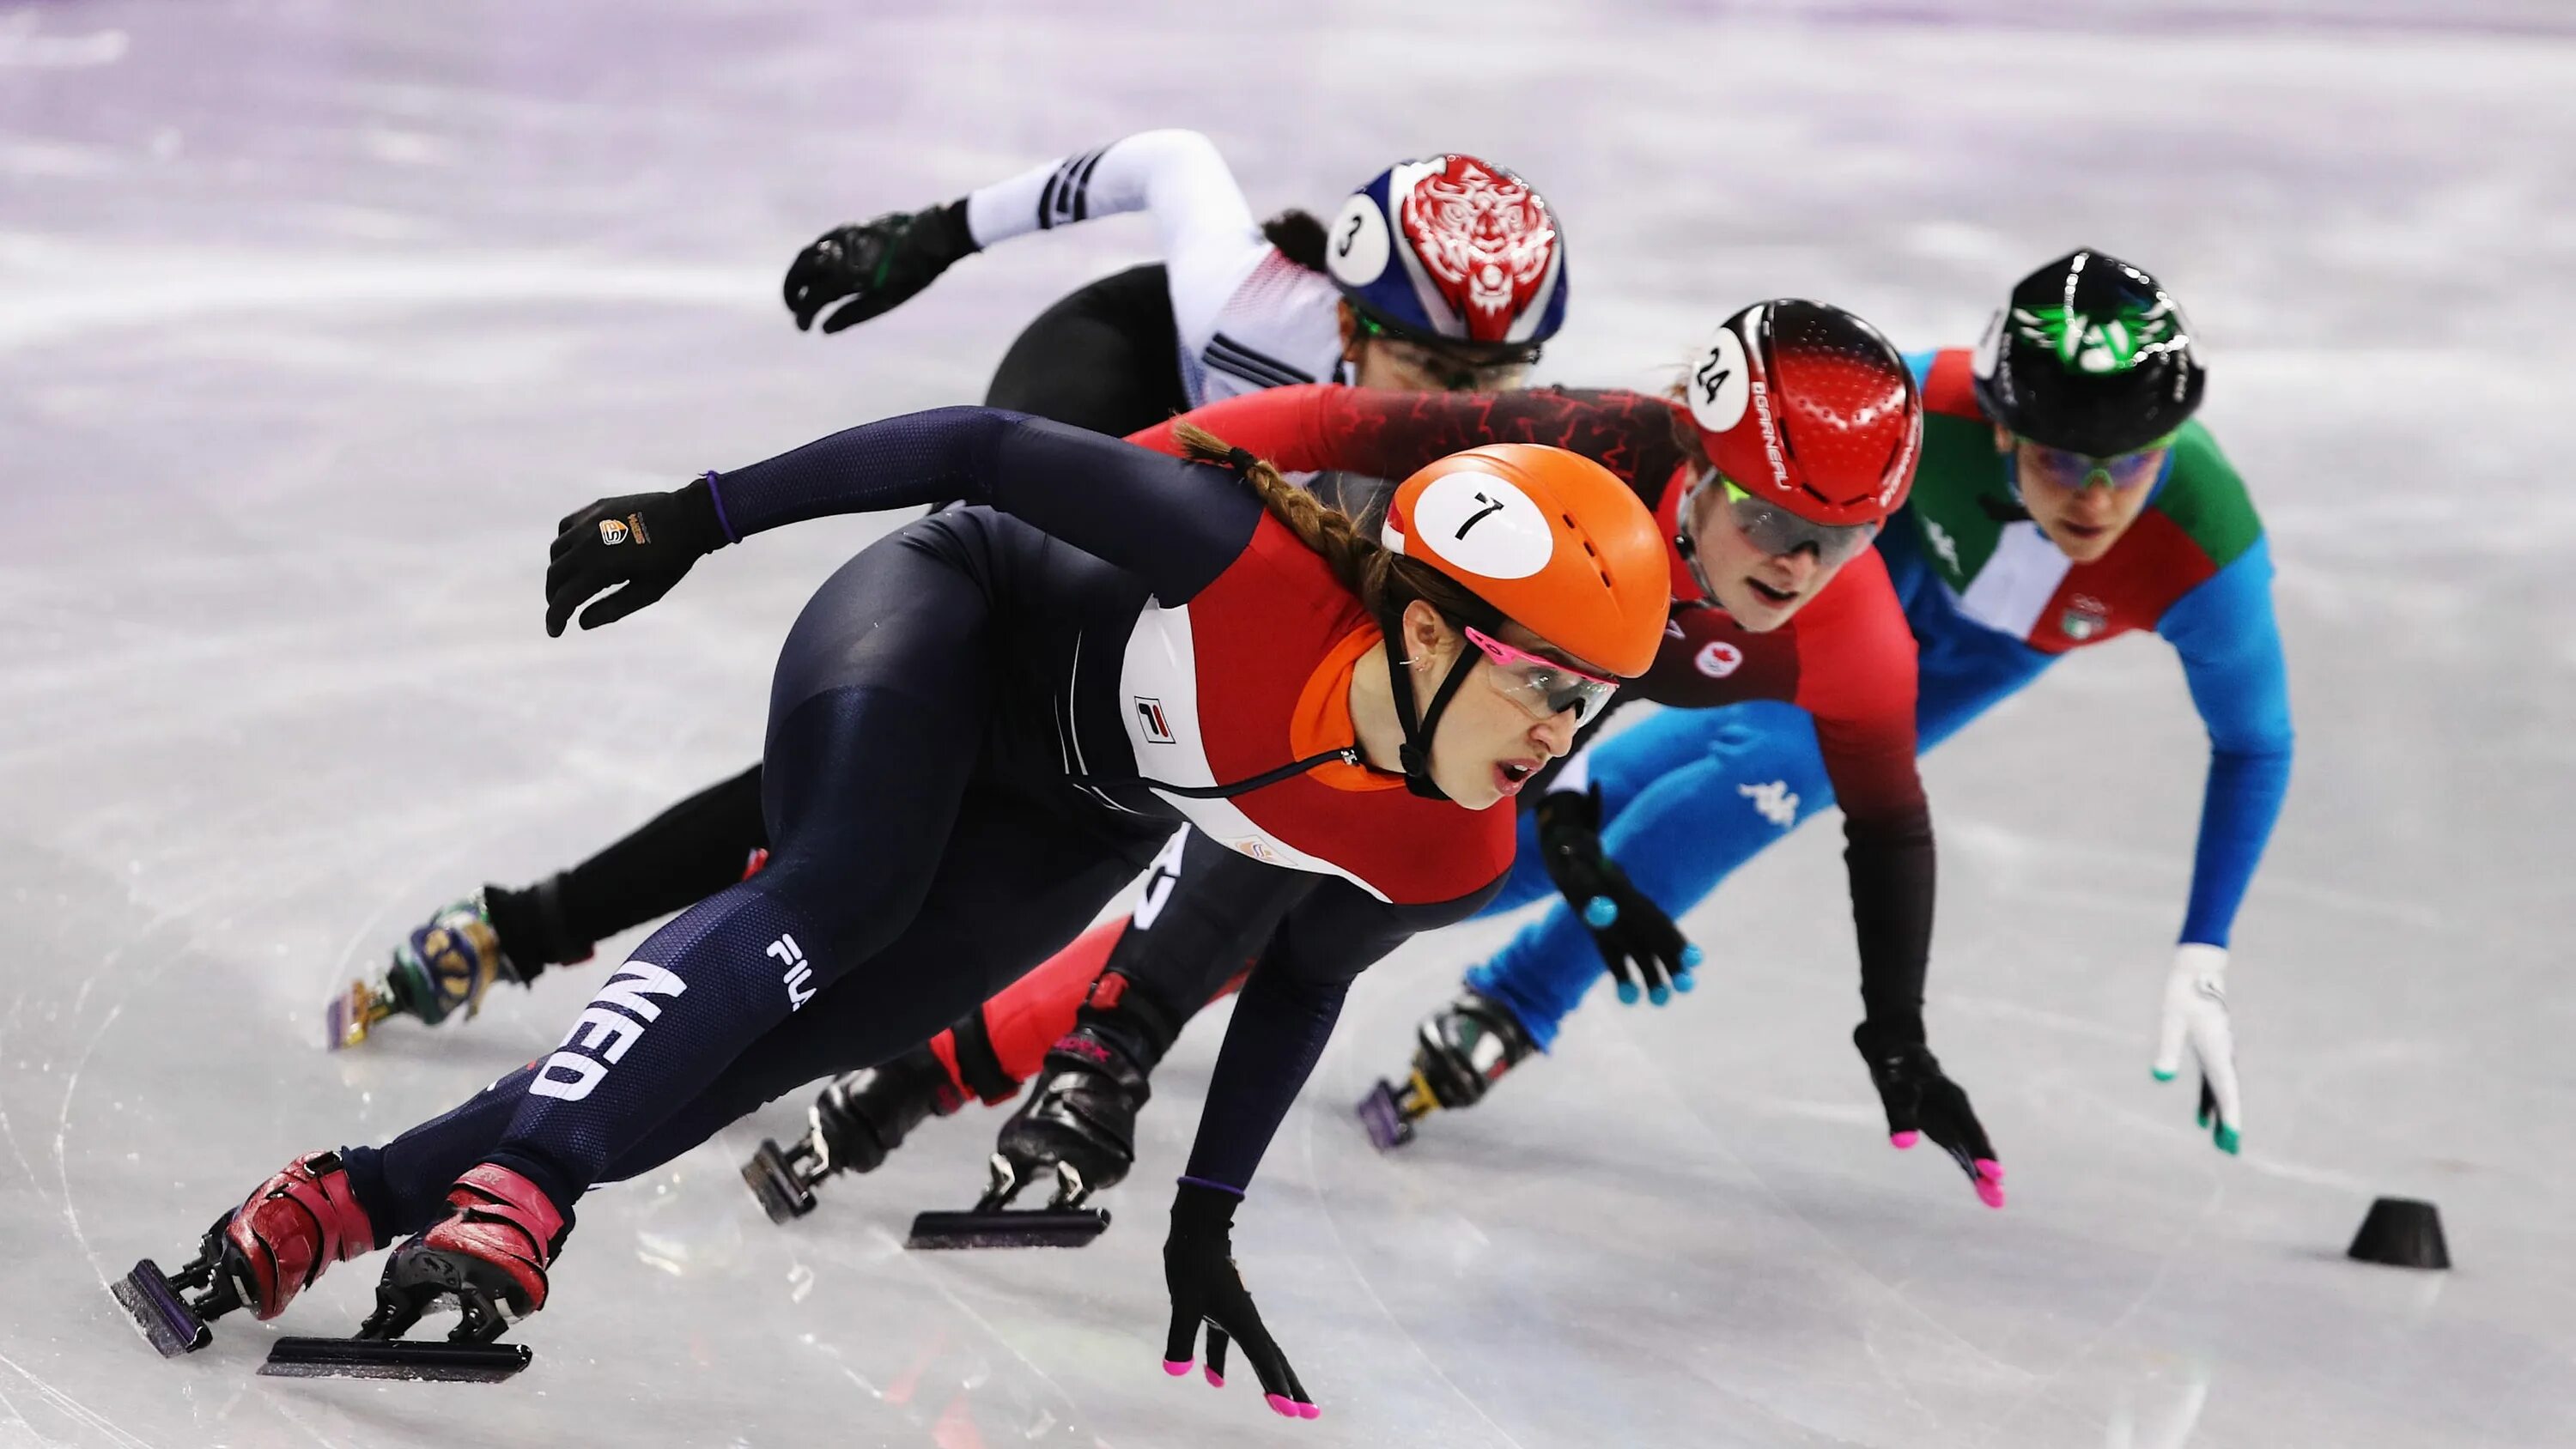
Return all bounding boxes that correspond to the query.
[4,1,2573,1444]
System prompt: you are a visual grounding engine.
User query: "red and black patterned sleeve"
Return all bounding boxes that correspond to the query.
[1127,383,1692,504]
[1791,555,1937,1040]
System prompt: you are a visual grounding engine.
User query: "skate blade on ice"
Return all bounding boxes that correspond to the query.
[741,1137,817,1223]
[907,1207,1109,1250]
[263,1337,531,1382]
[325,976,397,1052]
[1356,1079,1421,1150]
[112,1258,212,1356]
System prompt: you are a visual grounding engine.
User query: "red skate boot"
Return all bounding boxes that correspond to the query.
[113,1150,377,1356]
[359,1164,569,1345]
[242,1163,570,1383]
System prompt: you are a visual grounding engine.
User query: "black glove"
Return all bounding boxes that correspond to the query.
[1853,1021,2004,1209]
[1534,785,1703,1005]
[1162,1181,1316,1420]
[782,202,978,334]
[544,478,727,636]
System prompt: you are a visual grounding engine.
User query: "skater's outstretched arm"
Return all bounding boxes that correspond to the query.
[1160,875,1498,1421]
[2156,533,2293,950]
[959,130,1261,313]
[545,408,1265,634]
[2148,533,2290,1158]
[784,130,1261,335]
[1182,877,1500,1191]
[1126,385,1692,501]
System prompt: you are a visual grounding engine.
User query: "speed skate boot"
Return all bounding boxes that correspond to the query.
[1357,989,1539,1149]
[329,894,530,1051]
[742,1046,968,1223]
[907,972,1181,1249]
[359,1164,570,1349]
[113,1151,378,1356]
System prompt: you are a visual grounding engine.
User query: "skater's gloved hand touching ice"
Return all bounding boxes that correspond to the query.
[1163,1179,1317,1421]
[1853,1021,2004,1209]
[1534,785,1703,1005]
[2153,943,2241,1155]
[782,203,980,334]
[544,477,729,635]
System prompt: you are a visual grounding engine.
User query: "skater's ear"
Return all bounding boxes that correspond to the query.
[1399,597,1463,668]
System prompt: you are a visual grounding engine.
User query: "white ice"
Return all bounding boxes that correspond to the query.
[3,2,2573,1446]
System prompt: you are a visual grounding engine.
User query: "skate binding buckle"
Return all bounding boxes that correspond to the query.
[741,1135,824,1223]
[1355,1074,1435,1151]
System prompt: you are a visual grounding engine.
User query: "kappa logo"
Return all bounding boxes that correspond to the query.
[527,960,688,1101]
[767,933,815,1010]
[1739,779,1799,828]
[1134,697,1176,744]
[1694,640,1744,678]
[1923,516,1962,573]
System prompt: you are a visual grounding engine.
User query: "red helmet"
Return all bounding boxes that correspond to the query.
[1680,300,1921,526]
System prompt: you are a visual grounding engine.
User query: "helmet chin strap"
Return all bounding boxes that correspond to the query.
[1380,613,1484,803]
[1672,468,1724,603]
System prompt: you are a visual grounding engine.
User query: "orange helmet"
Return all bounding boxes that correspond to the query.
[1380,444,1668,677]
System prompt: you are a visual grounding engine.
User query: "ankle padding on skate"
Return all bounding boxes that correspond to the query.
[224,1150,379,1319]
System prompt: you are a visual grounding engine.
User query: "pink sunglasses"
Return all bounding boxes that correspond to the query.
[1462,626,1619,723]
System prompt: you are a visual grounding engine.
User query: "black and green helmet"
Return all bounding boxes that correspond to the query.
[1971,249,2206,457]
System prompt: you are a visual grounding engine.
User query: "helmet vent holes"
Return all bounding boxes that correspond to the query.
[1692,300,1922,527]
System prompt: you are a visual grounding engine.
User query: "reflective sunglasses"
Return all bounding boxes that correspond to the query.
[1462,626,1619,724]
[1719,478,1880,567]
[2014,433,2177,493]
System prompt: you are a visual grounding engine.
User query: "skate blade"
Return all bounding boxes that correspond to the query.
[325,979,395,1052]
[1355,1080,1418,1151]
[741,1139,816,1224]
[260,1337,531,1382]
[111,1259,211,1357]
[906,1208,1109,1250]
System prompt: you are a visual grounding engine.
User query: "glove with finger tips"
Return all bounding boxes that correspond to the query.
[1853,1021,2004,1210]
[544,477,728,637]
[1163,1180,1317,1421]
[2154,943,2241,1155]
[782,202,978,334]
[1534,786,1704,1006]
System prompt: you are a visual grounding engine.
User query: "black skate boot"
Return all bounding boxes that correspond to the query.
[908,973,1179,1250]
[1358,989,1539,1149]
[742,1046,967,1223]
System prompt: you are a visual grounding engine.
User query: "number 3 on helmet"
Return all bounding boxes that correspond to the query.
[1326,155,1570,354]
